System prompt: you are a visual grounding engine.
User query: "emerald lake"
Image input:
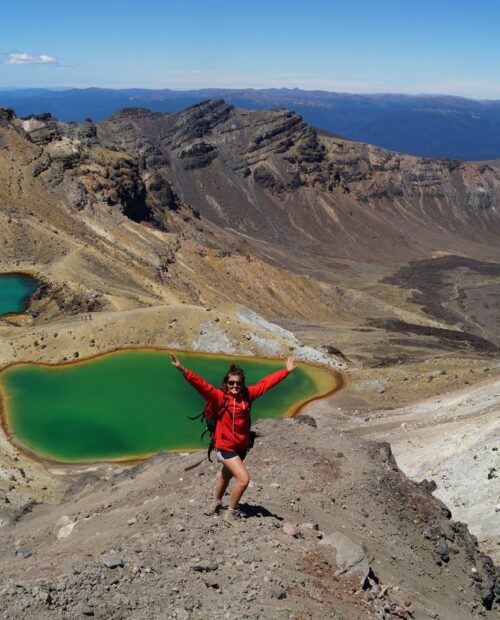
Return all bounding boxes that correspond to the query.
[0,273,39,316]
[0,349,339,463]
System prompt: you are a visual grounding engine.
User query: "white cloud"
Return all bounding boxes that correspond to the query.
[6,52,57,65]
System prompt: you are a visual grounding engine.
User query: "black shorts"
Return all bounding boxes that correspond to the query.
[215,448,248,462]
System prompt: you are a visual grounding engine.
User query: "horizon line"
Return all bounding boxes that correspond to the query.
[0,85,499,103]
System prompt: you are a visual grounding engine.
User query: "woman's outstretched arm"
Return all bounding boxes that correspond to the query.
[170,353,220,402]
[248,356,296,400]
[171,353,186,374]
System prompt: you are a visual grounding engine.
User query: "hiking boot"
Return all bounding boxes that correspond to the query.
[224,507,243,524]
[204,500,223,516]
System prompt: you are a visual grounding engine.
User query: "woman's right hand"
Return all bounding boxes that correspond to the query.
[170,354,185,372]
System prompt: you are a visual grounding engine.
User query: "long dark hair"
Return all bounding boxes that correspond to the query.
[221,363,247,394]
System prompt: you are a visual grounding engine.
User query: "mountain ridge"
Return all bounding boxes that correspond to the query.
[2,87,500,160]
[95,101,500,259]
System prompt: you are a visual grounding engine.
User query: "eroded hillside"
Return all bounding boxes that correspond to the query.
[0,416,497,619]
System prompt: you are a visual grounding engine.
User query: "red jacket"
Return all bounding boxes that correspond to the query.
[184,368,289,451]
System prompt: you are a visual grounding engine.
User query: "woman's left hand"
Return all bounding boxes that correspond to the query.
[170,354,185,373]
[286,356,296,372]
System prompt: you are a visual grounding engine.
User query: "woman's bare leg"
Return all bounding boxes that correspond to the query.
[214,464,233,501]
[218,456,250,509]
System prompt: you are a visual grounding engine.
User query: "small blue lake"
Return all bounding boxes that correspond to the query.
[0,273,39,317]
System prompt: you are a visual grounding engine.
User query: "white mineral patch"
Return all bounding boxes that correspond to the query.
[237,308,296,341]
[293,344,345,369]
[54,515,76,540]
[237,308,344,368]
[45,137,80,159]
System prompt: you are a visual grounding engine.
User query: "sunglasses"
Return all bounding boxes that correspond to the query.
[227,380,242,387]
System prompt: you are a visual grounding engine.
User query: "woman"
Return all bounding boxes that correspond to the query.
[171,354,296,521]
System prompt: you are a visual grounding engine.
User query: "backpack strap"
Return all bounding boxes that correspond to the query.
[187,411,205,421]
[244,387,253,414]
[206,395,229,462]
[244,388,255,451]
[218,395,229,415]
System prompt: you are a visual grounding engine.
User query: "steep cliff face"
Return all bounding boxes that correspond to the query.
[0,106,343,326]
[3,102,499,264]
[324,138,500,234]
[97,101,500,263]
[2,111,145,220]
[0,109,194,233]
[96,101,328,239]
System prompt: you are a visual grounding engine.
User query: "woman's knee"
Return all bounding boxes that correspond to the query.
[237,471,250,488]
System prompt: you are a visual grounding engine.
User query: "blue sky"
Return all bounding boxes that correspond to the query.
[2,0,500,98]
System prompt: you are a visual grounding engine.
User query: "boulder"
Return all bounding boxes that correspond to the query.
[320,531,370,588]
[101,553,124,569]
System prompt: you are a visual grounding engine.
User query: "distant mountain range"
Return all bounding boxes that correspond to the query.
[1,87,500,161]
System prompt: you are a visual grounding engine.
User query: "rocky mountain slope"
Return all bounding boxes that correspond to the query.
[1,100,499,353]
[0,414,497,619]
[97,101,500,259]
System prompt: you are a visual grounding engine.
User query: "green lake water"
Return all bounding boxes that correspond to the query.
[0,273,39,316]
[0,350,338,463]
